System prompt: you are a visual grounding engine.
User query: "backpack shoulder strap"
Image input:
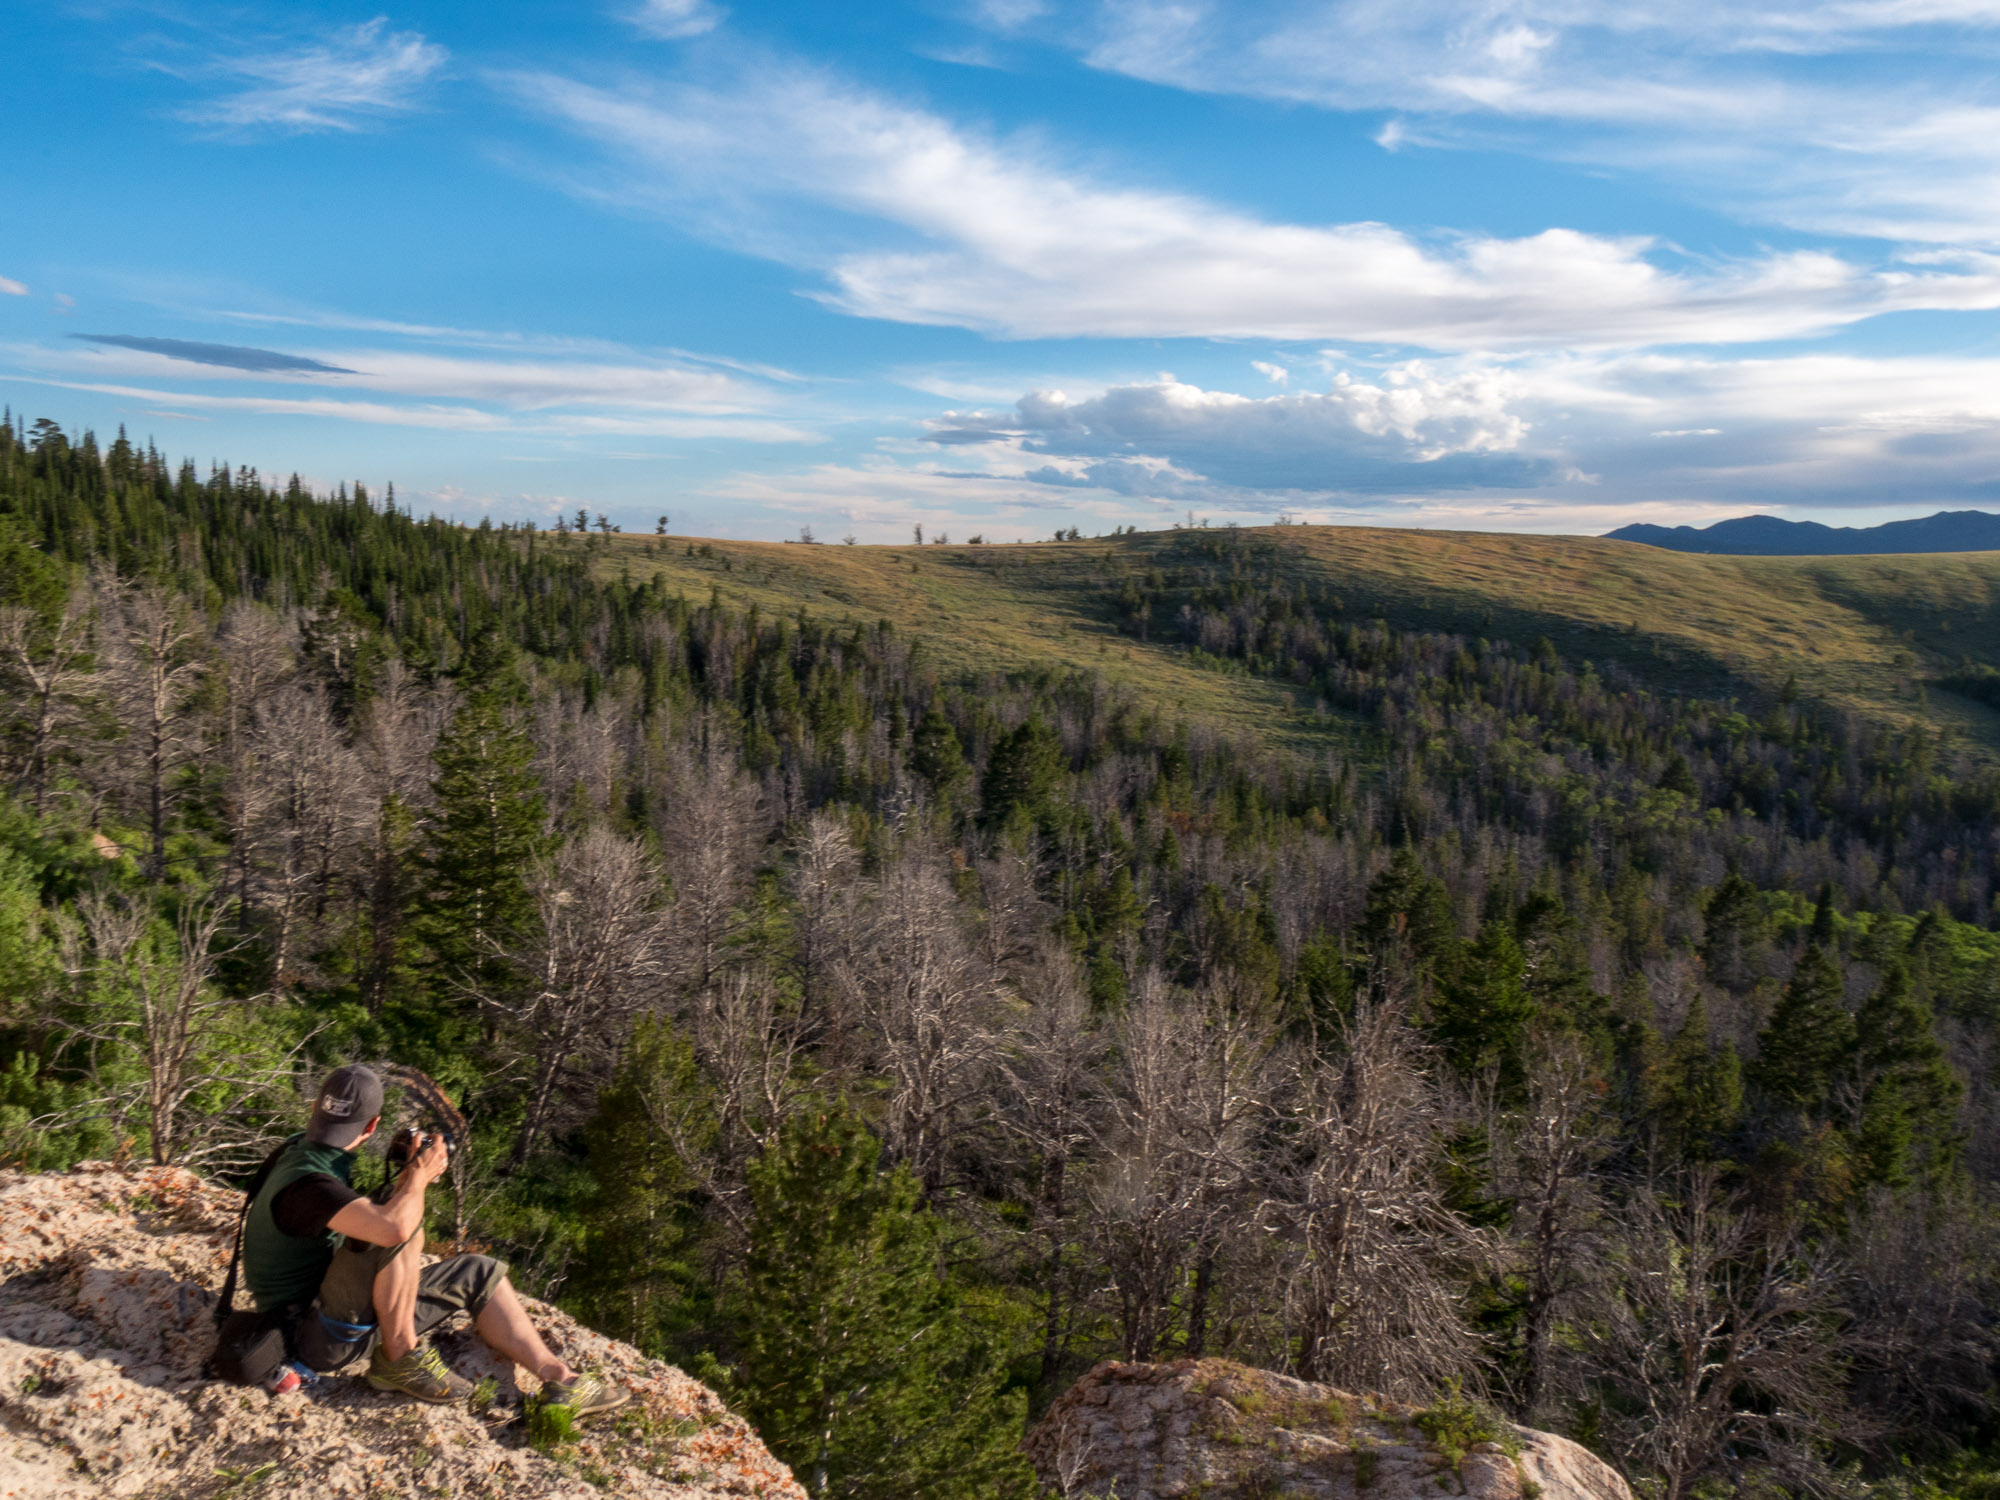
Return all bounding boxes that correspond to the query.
[213,1140,290,1328]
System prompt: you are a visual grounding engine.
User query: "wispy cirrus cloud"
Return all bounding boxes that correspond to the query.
[508,61,2000,347]
[1020,1,2000,244]
[628,0,727,40]
[4,322,817,443]
[23,378,816,441]
[178,17,446,135]
[39,336,770,413]
[0,275,27,297]
[71,334,355,374]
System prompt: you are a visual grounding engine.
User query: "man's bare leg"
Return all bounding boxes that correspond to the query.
[372,1234,423,1362]
[473,1277,574,1386]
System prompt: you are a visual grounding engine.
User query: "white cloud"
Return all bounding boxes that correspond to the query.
[0,276,26,297]
[1252,360,1288,385]
[511,63,2000,346]
[21,378,817,441]
[629,0,726,40]
[182,18,446,134]
[4,328,822,442]
[930,366,1543,493]
[1038,1,2000,243]
[895,350,2000,511]
[31,336,780,413]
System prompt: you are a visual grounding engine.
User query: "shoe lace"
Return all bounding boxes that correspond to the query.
[412,1345,450,1383]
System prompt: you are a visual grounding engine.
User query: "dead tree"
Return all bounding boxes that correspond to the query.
[671,966,816,1239]
[243,684,368,984]
[1088,970,1274,1361]
[834,851,1005,1195]
[491,827,672,1164]
[1496,1036,1616,1421]
[782,808,860,1037]
[68,892,304,1167]
[1842,1186,1998,1453]
[996,947,1112,1388]
[97,580,209,880]
[0,588,97,813]
[353,663,449,1013]
[1588,1170,1853,1500]
[1274,981,1490,1396]
[659,738,762,995]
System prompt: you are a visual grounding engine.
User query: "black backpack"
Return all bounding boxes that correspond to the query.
[205,1142,294,1386]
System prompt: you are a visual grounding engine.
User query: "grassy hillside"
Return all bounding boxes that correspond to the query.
[600,525,2000,755]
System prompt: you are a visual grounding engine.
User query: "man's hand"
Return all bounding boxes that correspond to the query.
[411,1134,449,1186]
[328,1136,449,1248]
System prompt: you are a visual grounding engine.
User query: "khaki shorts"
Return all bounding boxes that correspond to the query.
[293,1237,509,1373]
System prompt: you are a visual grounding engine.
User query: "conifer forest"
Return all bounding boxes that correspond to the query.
[8,413,2000,1500]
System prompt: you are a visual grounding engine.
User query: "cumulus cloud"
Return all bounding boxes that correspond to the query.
[0,276,26,297]
[904,351,2000,510]
[1031,1,2000,243]
[934,367,1544,493]
[509,61,2000,347]
[181,18,446,134]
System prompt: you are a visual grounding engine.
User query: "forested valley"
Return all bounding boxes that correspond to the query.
[6,412,2000,1500]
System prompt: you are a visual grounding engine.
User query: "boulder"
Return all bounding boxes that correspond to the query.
[0,1165,804,1500]
[1024,1358,1631,1500]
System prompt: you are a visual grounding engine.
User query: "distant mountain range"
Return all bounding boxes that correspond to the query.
[1605,510,2000,555]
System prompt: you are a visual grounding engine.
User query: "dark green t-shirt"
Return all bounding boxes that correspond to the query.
[242,1134,358,1311]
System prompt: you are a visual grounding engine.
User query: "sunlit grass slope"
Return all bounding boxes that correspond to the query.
[597,526,2000,755]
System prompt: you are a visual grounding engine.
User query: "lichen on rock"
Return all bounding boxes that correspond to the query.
[1023,1358,1631,1500]
[0,1166,804,1500]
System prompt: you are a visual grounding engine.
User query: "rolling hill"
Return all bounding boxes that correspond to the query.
[598,523,2000,757]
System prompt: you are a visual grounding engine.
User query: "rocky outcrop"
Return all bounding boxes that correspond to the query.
[1025,1359,1631,1500]
[0,1166,804,1500]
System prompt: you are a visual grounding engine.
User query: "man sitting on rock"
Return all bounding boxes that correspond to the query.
[244,1063,628,1416]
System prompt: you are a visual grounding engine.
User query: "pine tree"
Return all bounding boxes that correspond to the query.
[909,707,970,797]
[979,715,1064,830]
[1432,920,1536,1096]
[1748,944,1854,1118]
[738,1105,1034,1500]
[423,634,547,994]
[1849,965,1963,1192]
[1361,847,1458,973]
[569,1018,708,1354]
[1655,993,1743,1163]
[1700,873,1769,991]
[0,516,64,621]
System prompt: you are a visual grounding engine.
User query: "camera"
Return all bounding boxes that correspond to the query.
[386,1125,449,1168]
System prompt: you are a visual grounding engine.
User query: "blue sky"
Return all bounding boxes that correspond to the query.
[7,1,2000,540]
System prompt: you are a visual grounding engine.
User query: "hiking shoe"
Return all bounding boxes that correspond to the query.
[536,1369,630,1421]
[366,1343,473,1404]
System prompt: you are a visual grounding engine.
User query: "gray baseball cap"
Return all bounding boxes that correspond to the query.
[307,1064,384,1147]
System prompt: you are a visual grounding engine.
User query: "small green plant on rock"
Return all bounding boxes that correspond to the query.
[212,1462,280,1496]
[1354,1448,1379,1491]
[526,1396,577,1454]
[1412,1380,1504,1472]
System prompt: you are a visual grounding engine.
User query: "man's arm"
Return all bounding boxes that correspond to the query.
[327,1135,449,1247]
